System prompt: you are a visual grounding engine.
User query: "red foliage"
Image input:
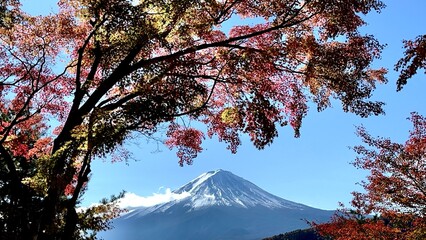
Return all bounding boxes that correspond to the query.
[166,124,204,166]
[314,113,426,239]
[396,35,426,90]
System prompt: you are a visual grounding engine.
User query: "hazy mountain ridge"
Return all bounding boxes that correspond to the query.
[101,170,334,240]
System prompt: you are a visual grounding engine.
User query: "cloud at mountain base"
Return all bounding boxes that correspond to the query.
[117,188,190,208]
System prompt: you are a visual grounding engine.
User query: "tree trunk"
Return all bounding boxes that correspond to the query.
[62,206,78,240]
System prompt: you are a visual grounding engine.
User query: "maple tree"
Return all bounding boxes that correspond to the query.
[0,0,388,239]
[313,25,426,240]
[313,113,426,239]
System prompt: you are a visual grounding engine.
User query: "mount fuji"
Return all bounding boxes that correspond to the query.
[100,170,334,240]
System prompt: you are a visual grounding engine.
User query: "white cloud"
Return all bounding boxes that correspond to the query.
[117,188,190,208]
[130,0,140,6]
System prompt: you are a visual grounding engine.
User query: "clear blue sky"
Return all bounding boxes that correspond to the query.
[23,0,426,210]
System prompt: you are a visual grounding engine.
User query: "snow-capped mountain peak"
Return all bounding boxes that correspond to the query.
[105,170,335,240]
[171,169,307,210]
[176,169,222,194]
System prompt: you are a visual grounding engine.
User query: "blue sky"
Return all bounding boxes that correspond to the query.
[23,0,426,210]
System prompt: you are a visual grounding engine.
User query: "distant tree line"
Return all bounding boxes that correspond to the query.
[263,228,326,240]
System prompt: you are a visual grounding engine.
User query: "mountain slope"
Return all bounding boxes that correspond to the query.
[172,169,307,209]
[100,170,334,240]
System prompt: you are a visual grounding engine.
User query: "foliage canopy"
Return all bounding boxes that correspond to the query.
[314,34,426,237]
[314,114,426,239]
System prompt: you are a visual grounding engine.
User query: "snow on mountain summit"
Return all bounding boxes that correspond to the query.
[104,170,335,240]
[171,169,307,210]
